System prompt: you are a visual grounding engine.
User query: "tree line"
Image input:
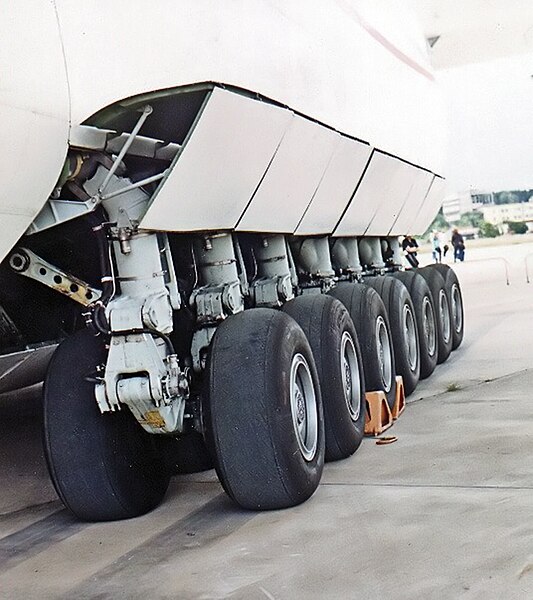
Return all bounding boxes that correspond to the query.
[492,190,533,204]
[425,208,528,239]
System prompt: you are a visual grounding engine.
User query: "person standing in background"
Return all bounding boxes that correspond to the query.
[402,235,419,268]
[439,231,449,259]
[451,228,465,262]
[431,231,442,263]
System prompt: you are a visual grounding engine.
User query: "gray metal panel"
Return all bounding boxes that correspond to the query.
[388,170,434,235]
[236,116,339,233]
[295,136,372,236]
[140,88,292,232]
[366,166,433,236]
[409,176,446,235]
[334,152,415,237]
[0,345,57,394]
[69,125,109,150]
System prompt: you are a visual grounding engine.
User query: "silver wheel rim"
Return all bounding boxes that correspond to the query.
[375,316,392,393]
[422,296,437,357]
[403,303,418,372]
[340,331,361,421]
[439,290,451,344]
[451,283,463,334]
[289,353,318,462]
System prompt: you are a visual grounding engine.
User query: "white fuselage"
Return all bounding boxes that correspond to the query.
[0,0,446,262]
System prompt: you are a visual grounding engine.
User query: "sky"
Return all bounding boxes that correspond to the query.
[409,0,533,197]
[438,52,533,195]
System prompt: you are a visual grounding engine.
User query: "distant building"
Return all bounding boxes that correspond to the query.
[482,199,533,228]
[442,192,473,223]
[442,189,493,223]
[471,191,495,207]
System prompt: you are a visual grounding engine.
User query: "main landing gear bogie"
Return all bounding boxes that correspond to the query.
[40,222,465,521]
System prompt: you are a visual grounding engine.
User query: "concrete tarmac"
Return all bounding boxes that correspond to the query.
[1,240,532,599]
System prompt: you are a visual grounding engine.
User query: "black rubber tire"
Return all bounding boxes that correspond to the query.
[161,433,213,474]
[329,283,397,408]
[205,308,325,510]
[390,271,438,379]
[282,294,365,462]
[43,329,170,521]
[365,277,420,396]
[427,264,464,350]
[417,267,453,364]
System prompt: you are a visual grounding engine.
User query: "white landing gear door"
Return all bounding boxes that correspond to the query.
[140,88,293,232]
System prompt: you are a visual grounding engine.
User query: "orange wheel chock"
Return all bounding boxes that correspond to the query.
[391,375,405,420]
[364,390,393,436]
[364,376,406,436]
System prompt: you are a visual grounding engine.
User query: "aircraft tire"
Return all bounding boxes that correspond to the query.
[427,264,464,350]
[43,329,170,521]
[330,283,397,409]
[418,268,453,364]
[205,309,325,510]
[282,294,365,462]
[365,276,420,396]
[161,433,213,474]
[390,270,438,380]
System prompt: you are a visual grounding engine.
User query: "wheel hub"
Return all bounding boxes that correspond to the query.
[289,353,318,461]
[295,384,306,424]
[439,290,451,344]
[451,283,463,333]
[344,358,352,397]
[422,296,436,356]
[375,316,392,393]
[403,304,418,372]
[340,331,361,421]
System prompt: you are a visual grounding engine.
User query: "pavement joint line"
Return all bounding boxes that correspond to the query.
[407,366,532,406]
[320,482,533,491]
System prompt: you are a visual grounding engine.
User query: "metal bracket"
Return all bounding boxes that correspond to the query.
[27,196,99,234]
[9,247,101,306]
[96,332,189,434]
[159,234,181,310]
[97,105,153,196]
[190,281,243,326]
[191,326,216,372]
[251,274,293,307]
